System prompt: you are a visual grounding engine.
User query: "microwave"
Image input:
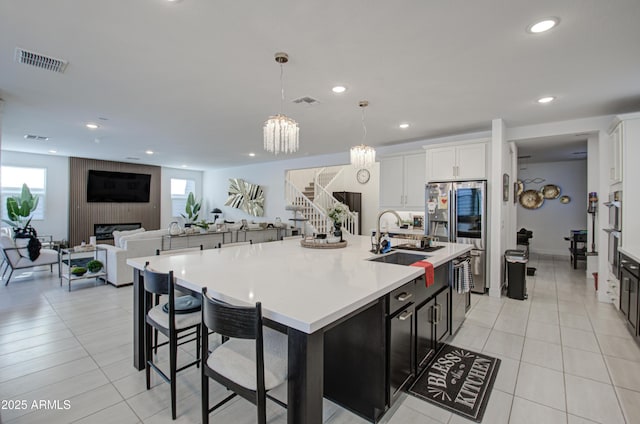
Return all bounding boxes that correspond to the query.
[606,191,622,231]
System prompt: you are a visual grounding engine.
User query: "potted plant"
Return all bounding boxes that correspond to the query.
[86,259,104,273]
[327,202,349,242]
[180,192,201,226]
[193,220,210,234]
[2,184,42,260]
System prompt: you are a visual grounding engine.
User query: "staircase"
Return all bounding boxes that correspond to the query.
[285,168,359,235]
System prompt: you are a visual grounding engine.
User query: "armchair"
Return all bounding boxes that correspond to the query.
[0,235,59,285]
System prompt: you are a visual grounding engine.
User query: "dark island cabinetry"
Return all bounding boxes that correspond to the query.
[324,263,458,422]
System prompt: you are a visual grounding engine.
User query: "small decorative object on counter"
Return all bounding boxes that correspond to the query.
[168,221,182,236]
[328,202,349,242]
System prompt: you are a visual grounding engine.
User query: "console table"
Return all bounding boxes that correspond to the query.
[161,231,230,251]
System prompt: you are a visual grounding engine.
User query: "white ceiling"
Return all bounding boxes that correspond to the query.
[1,0,639,170]
[516,134,589,164]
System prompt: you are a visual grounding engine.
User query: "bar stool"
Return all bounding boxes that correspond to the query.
[143,263,201,419]
[200,287,287,424]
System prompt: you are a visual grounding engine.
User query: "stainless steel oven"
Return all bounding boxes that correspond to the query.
[605,191,622,231]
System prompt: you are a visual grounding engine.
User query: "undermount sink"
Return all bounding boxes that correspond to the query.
[368,252,428,266]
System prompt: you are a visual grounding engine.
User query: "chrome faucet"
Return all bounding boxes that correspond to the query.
[375,209,403,254]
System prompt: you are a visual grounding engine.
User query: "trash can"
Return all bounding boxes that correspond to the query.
[506,249,528,300]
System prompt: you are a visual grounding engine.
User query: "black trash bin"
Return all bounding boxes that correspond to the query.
[506,249,528,300]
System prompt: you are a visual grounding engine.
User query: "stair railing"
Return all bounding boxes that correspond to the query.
[284,179,331,234]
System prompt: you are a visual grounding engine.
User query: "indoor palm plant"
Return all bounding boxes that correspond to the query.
[2,183,40,236]
[180,192,201,225]
[2,183,42,260]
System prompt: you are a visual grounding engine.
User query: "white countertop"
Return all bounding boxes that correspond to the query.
[127,235,471,334]
[620,246,640,264]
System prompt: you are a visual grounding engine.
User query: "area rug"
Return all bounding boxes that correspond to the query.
[408,344,500,422]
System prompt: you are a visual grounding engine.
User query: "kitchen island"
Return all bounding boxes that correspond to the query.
[127,235,471,423]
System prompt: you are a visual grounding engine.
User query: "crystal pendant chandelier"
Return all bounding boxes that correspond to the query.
[264,52,299,155]
[350,101,376,168]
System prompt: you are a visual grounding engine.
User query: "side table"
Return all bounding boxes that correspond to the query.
[59,245,108,291]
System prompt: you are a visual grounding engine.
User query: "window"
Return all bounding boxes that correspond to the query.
[1,166,46,221]
[170,178,196,218]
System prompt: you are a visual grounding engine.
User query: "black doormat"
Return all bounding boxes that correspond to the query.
[62,258,92,268]
[408,344,500,423]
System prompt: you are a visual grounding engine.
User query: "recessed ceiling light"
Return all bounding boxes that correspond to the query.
[249,153,256,157]
[527,18,559,34]
[399,123,410,129]
[537,96,555,104]
[145,150,154,155]
[181,164,188,168]
[85,123,99,129]
[48,150,57,154]
[332,86,347,94]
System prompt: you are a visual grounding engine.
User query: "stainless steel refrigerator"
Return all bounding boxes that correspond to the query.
[425,180,487,294]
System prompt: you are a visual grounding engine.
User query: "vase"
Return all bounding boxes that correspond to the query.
[333,222,343,242]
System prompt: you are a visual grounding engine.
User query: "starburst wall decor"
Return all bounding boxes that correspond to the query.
[224,178,265,217]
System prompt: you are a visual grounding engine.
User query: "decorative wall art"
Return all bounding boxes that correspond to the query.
[225,178,265,217]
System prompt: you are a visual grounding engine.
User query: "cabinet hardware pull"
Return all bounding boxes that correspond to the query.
[396,292,413,302]
[630,265,639,270]
[435,304,443,323]
[398,310,413,321]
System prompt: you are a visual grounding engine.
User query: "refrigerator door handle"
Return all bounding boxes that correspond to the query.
[450,186,456,243]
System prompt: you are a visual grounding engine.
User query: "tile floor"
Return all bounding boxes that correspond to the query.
[0,254,638,423]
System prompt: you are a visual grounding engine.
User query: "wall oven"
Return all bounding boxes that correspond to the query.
[605,191,622,231]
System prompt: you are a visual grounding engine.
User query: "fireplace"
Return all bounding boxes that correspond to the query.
[94,223,142,241]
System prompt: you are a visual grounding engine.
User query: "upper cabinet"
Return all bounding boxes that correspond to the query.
[609,121,623,184]
[379,152,426,210]
[425,140,487,181]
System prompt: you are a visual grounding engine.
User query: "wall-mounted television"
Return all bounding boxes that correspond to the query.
[87,170,151,202]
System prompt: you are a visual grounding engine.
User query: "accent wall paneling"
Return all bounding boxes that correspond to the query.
[69,157,161,247]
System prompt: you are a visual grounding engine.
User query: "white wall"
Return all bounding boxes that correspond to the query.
[516,160,587,255]
[331,163,380,235]
[1,151,70,241]
[202,152,353,224]
[160,167,203,228]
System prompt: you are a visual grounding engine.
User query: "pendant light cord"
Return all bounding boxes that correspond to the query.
[280,63,284,115]
[361,106,367,144]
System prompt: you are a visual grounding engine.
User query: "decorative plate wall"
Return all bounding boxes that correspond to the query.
[519,190,544,209]
[541,184,561,199]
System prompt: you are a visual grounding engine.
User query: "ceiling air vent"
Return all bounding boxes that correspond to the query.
[24,134,49,141]
[292,96,320,105]
[15,47,68,73]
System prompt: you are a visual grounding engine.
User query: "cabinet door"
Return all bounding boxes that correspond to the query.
[628,272,638,334]
[388,307,414,402]
[434,289,450,343]
[426,147,456,181]
[610,123,622,183]
[621,270,630,318]
[404,153,426,209]
[379,156,405,208]
[456,144,486,180]
[415,299,435,371]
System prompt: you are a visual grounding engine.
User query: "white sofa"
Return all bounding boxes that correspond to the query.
[100,228,168,286]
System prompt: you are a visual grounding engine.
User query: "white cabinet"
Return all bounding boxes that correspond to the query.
[425,142,487,181]
[609,121,623,184]
[379,152,426,210]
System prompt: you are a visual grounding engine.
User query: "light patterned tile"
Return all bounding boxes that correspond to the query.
[565,374,624,424]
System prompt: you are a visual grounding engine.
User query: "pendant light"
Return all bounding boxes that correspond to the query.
[263,52,299,155]
[350,100,376,168]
